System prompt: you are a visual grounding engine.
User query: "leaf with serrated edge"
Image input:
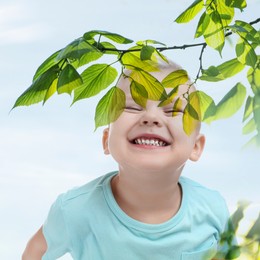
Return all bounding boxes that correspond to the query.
[73,64,117,103]
[242,118,256,135]
[243,96,253,122]
[162,70,189,88]
[129,69,167,101]
[236,37,257,67]
[95,87,126,129]
[175,0,204,23]
[84,30,133,44]
[44,78,58,104]
[130,81,148,108]
[13,65,59,108]
[57,64,83,95]
[214,83,247,120]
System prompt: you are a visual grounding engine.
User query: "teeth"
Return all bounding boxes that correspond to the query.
[134,138,166,146]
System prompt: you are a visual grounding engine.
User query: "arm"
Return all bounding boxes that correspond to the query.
[22,226,47,260]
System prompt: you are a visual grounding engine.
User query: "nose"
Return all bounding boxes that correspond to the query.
[140,110,162,127]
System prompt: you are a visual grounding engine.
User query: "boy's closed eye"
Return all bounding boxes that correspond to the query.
[124,106,143,112]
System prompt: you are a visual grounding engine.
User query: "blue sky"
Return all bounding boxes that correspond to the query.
[0,0,259,259]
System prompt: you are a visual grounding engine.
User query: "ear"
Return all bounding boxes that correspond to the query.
[189,134,205,162]
[102,128,110,155]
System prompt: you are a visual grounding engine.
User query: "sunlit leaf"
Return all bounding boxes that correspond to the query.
[44,78,58,104]
[130,80,148,108]
[33,50,61,81]
[140,46,156,61]
[57,38,102,62]
[175,0,204,23]
[230,201,250,232]
[129,69,167,101]
[158,87,179,107]
[183,103,200,135]
[121,49,160,72]
[84,30,133,44]
[243,118,256,135]
[73,64,117,103]
[57,64,83,95]
[253,94,260,131]
[243,133,260,148]
[136,40,166,46]
[246,213,260,240]
[247,66,260,95]
[216,0,235,27]
[200,58,245,82]
[229,20,259,44]
[236,37,257,67]
[243,96,253,122]
[94,86,125,129]
[190,91,217,122]
[162,70,189,88]
[195,12,206,38]
[225,0,247,11]
[225,246,241,259]
[214,83,247,120]
[94,41,118,54]
[13,65,59,108]
[203,11,225,54]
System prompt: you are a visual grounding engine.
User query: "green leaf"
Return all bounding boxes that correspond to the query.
[229,20,259,44]
[57,38,101,61]
[94,41,118,54]
[246,213,260,240]
[130,80,148,108]
[158,87,179,107]
[136,40,166,46]
[33,50,61,81]
[243,96,253,122]
[195,12,206,38]
[44,78,58,104]
[13,65,59,108]
[225,0,247,11]
[190,91,217,122]
[216,0,234,27]
[214,83,247,120]
[183,103,200,135]
[73,64,118,103]
[140,46,156,61]
[242,117,256,135]
[243,133,260,148]
[236,37,257,67]
[161,70,189,88]
[225,246,241,259]
[200,58,245,82]
[248,66,260,95]
[121,48,161,72]
[203,11,225,54]
[175,0,204,23]
[129,69,167,101]
[95,86,126,129]
[253,94,260,131]
[57,64,83,95]
[230,201,250,232]
[84,30,133,44]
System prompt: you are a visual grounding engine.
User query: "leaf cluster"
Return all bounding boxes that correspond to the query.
[13,1,260,145]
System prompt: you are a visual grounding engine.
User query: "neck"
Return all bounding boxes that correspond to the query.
[111,166,183,224]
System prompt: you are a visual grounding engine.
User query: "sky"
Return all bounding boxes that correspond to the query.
[0,0,260,259]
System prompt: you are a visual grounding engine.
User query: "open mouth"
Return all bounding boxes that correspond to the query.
[130,137,170,147]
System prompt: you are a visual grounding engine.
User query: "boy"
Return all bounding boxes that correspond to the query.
[22,61,230,259]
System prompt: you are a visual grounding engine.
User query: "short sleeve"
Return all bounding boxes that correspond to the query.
[42,194,70,260]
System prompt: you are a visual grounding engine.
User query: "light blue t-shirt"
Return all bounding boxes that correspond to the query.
[42,171,229,260]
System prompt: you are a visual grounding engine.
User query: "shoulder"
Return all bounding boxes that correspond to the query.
[180,176,229,225]
[58,171,117,207]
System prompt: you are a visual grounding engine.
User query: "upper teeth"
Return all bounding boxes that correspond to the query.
[134,138,167,146]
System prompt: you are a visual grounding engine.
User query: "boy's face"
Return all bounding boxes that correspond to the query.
[102,68,205,175]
